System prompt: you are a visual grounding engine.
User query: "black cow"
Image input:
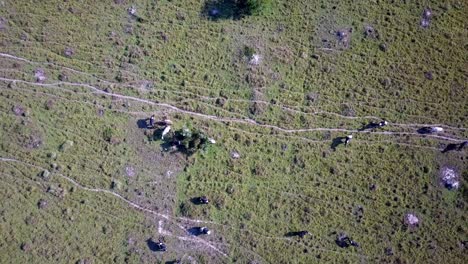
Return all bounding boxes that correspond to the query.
[336,233,359,248]
[191,196,209,205]
[360,120,388,131]
[417,126,443,134]
[188,226,211,236]
[147,239,166,252]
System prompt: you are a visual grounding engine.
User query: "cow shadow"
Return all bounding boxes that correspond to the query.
[331,137,346,151]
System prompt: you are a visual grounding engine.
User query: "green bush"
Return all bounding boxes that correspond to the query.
[103,127,114,142]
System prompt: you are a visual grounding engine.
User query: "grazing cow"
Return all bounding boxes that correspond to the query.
[200,227,211,235]
[192,196,209,205]
[155,242,166,251]
[336,233,359,248]
[199,196,209,204]
[188,226,211,236]
[417,126,443,134]
[378,120,388,127]
[147,239,167,252]
[344,135,353,146]
[161,126,171,139]
[361,120,388,130]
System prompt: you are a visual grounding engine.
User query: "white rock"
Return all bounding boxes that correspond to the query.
[230,151,240,159]
[249,54,261,65]
[405,213,419,226]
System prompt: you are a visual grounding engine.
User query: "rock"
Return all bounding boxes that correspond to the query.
[422,8,433,20]
[305,92,319,103]
[379,77,391,87]
[249,54,262,66]
[215,97,226,107]
[384,247,394,256]
[76,258,93,264]
[379,43,388,52]
[311,54,320,60]
[40,170,51,181]
[364,25,378,38]
[34,69,46,83]
[59,140,74,152]
[230,150,241,159]
[420,19,430,28]
[424,71,434,80]
[125,166,135,177]
[20,242,31,252]
[37,199,48,209]
[64,47,74,57]
[440,167,459,190]
[127,5,137,16]
[48,152,57,159]
[404,213,420,227]
[111,180,121,190]
[47,185,67,198]
[0,17,7,30]
[44,99,55,110]
[12,105,26,116]
[58,73,68,81]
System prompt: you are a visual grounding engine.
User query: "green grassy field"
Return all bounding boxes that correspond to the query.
[0,0,467,263]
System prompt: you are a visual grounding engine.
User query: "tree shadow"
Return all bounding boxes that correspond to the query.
[137,119,149,129]
[331,137,345,151]
[201,0,240,20]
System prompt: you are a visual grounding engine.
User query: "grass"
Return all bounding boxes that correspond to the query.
[0,0,467,263]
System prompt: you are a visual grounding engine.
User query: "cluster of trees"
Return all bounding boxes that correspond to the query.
[163,127,210,156]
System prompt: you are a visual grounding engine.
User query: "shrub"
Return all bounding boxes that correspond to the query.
[103,127,114,142]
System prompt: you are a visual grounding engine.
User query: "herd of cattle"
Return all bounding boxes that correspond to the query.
[144,116,466,252]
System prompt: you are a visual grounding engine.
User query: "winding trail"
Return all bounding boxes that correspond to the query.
[0,157,228,258]
[0,76,465,143]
